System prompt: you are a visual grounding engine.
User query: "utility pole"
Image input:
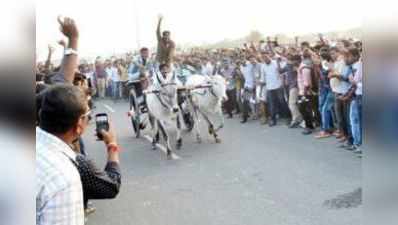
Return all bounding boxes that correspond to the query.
[133,0,141,50]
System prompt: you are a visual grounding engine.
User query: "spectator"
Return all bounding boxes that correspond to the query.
[278,53,303,128]
[36,84,88,225]
[219,60,236,118]
[73,120,121,215]
[328,47,350,142]
[118,59,129,99]
[344,47,362,154]
[233,61,244,115]
[95,58,107,98]
[314,47,335,138]
[336,51,357,149]
[297,49,315,135]
[83,63,96,98]
[240,55,260,123]
[105,60,114,98]
[261,53,290,127]
[110,61,122,101]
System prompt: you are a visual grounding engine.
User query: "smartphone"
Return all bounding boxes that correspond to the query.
[95,113,109,140]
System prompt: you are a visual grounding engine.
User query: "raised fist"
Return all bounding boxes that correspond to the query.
[57,16,79,40]
[158,14,163,21]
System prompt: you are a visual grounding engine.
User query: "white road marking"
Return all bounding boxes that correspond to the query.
[103,104,115,113]
[143,135,181,160]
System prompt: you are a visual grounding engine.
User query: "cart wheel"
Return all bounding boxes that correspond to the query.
[134,102,141,138]
[129,90,140,138]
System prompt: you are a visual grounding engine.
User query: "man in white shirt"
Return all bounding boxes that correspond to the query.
[261,53,290,126]
[240,55,261,123]
[105,61,121,101]
[201,58,215,76]
[104,60,114,98]
[328,47,351,141]
[36,84,88,225]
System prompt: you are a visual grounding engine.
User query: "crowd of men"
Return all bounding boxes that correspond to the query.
[36,15,362,225]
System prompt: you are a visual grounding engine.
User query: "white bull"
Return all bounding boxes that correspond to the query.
[145,72,182,159]
[185,74,227,143]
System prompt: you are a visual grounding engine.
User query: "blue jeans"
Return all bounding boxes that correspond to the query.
[106,81,113,97]
[319,89,335,131]
[112,81,121,100]
[350,95,362,146]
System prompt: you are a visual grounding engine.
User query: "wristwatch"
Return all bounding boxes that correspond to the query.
[64,48,78,56]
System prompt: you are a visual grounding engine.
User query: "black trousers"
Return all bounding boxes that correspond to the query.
[225,89,237,116]
[298,95,315,129]
[311,94,321,126]
[242,88,254,119]
[266,88,291,121]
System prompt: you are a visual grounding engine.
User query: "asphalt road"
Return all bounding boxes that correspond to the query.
[84,99,361,225]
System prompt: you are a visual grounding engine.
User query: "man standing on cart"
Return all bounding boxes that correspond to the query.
[155,15,194,130]
[156,14,176,69]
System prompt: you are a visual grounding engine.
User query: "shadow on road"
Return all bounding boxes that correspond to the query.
[323,188,362,209]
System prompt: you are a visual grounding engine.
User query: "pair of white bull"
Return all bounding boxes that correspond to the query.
[145,72,227,159]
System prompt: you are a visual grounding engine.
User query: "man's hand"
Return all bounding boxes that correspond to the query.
[100,121,118,145]
[158,14,163,21]
[57,16,79,40]
[100,121,120,162]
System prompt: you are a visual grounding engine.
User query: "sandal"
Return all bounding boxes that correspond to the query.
[315,132,332,139]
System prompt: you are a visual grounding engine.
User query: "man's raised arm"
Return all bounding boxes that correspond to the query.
[44,45,55,74]
[156,15,163,42]
[57,16,79,84]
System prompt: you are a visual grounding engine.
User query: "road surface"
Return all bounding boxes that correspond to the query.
[84,99,361,225]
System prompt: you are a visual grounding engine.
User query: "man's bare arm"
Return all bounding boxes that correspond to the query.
[57,16,79,84]
[157,15,163,42]
[294,36,299,48]
[44,45,55,73]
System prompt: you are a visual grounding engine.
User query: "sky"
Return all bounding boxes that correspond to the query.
[36,0,362,61]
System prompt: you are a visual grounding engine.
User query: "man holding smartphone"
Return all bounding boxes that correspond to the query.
[37,84,121,224]
[36,16,122,224]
